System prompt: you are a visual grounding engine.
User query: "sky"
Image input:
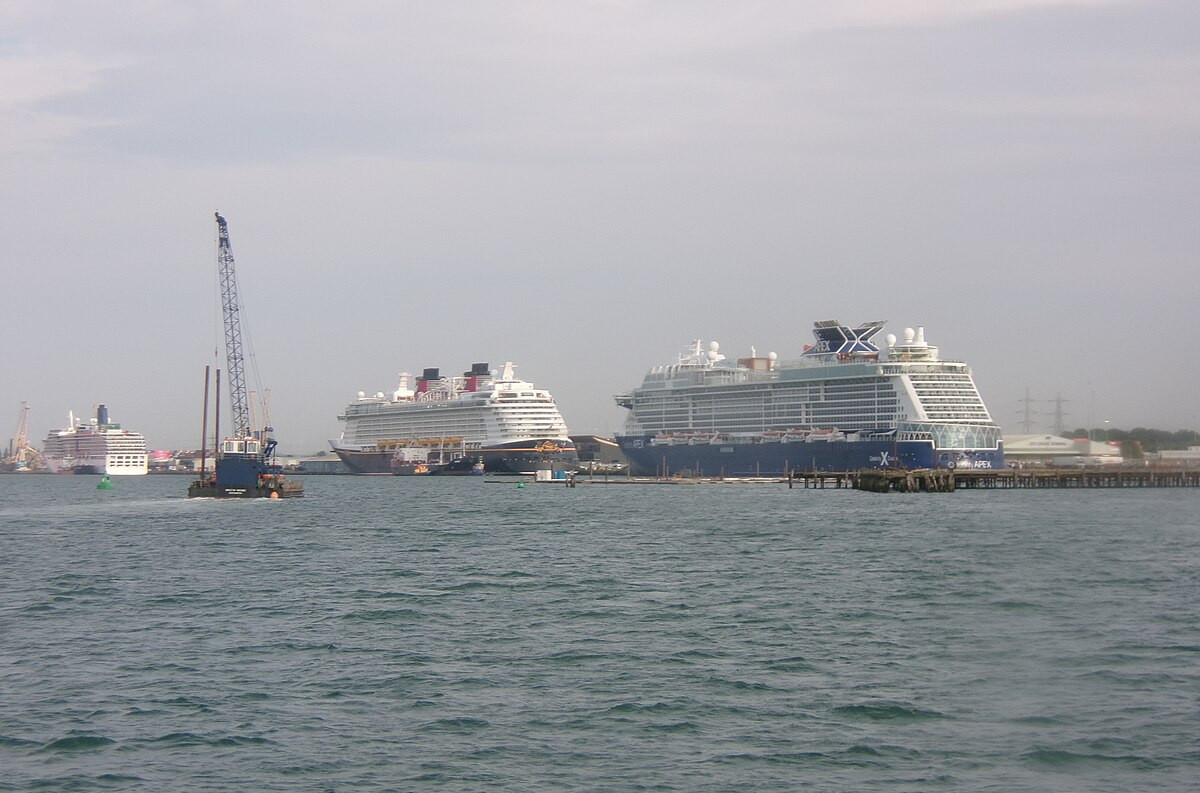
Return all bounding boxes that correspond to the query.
[3,0,1198,453]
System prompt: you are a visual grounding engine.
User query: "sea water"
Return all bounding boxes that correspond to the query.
[1,475,1196,791]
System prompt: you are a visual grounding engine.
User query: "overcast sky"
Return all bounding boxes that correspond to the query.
[3,0,1198,452]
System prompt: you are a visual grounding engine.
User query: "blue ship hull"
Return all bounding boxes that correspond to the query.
[616,435,1004,477]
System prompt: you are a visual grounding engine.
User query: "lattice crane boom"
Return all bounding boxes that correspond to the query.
[215,212,250,439]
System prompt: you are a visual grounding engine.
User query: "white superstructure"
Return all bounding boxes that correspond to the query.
[42,405,149,475]
[617,323,1001,454]
[332,361,572,455]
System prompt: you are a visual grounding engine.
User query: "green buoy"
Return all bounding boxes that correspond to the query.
[517,481,525,489]
[97,475,114,491]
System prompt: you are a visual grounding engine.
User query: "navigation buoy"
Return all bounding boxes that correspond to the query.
[517,481,525,489]
[97,475,114,491]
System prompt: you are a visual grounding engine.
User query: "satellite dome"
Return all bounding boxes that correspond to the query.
[767,351,778,361]
[357,390,366,399]
[709,341,720,352]
[904,327,915,343]
[885,333,897,347]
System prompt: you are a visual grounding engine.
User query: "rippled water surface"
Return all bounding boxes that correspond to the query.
[1,475,1197,791]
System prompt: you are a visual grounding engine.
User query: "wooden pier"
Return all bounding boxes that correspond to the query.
[951,467,1200,489]
[852,469,956,493]
[544,467,1200,490]
[783,467,1200,492]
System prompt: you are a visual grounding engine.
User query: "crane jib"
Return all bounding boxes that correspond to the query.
[215,212,250,440]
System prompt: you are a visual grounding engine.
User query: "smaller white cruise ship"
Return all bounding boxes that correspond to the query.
[42,404,149,475]
[331,361,578,474]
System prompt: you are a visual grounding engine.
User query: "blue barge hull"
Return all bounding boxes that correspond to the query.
[617,435,1003,477]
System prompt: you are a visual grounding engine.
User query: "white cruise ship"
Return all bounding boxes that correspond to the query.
[42,405,149,475]
[331,361,578,474]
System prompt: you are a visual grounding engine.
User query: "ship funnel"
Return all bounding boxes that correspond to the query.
[96,404,109,425]
[916,326,926,346]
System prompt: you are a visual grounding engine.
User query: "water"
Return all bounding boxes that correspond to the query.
[1,475,1197,791]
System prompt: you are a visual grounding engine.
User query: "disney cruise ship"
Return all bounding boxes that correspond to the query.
[42,404,149,475]
[615,321,1004,476]
[331,361,578,474]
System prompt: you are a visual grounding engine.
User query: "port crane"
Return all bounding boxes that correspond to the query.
[5,402,44,472]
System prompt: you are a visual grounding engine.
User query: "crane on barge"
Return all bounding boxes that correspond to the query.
[188,213,301,498]
[216,211,253,441]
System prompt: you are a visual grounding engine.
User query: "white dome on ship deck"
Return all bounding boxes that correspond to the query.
[768,351,777,361]
[886,333,897,347]
[904,327,915,343]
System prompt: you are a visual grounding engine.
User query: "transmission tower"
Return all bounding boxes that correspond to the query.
[1051,392,1069,436]
[1017,387,1040,434]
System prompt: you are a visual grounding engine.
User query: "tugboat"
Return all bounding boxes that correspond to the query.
[390,447,484,476]
[187,212,303,499]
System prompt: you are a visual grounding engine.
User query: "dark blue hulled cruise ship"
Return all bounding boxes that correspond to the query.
[614,321,1004,477]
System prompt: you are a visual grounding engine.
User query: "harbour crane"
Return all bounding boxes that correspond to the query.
[5,402,44,472]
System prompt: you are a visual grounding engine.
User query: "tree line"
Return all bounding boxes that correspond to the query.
[1067,427,1200,454]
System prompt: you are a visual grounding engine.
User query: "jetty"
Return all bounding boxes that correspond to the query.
[838,467,1200,492]
[511,466,1200,490]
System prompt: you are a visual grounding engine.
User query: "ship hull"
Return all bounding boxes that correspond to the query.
[332,447,394,474]
[616,435,1004,477]
[187,480,304,498]
[392,456,482,476]
[334,439,578,476]
[187,456,303,499]
[481,439,579,475]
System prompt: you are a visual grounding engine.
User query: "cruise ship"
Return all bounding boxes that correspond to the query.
[615,321,1004,476]
[331,361,578,475]
[42,404,149,475]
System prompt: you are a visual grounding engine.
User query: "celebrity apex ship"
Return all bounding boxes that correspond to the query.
[42,404,149,475]
[331,361,578,475]
[615,321,1004,476]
